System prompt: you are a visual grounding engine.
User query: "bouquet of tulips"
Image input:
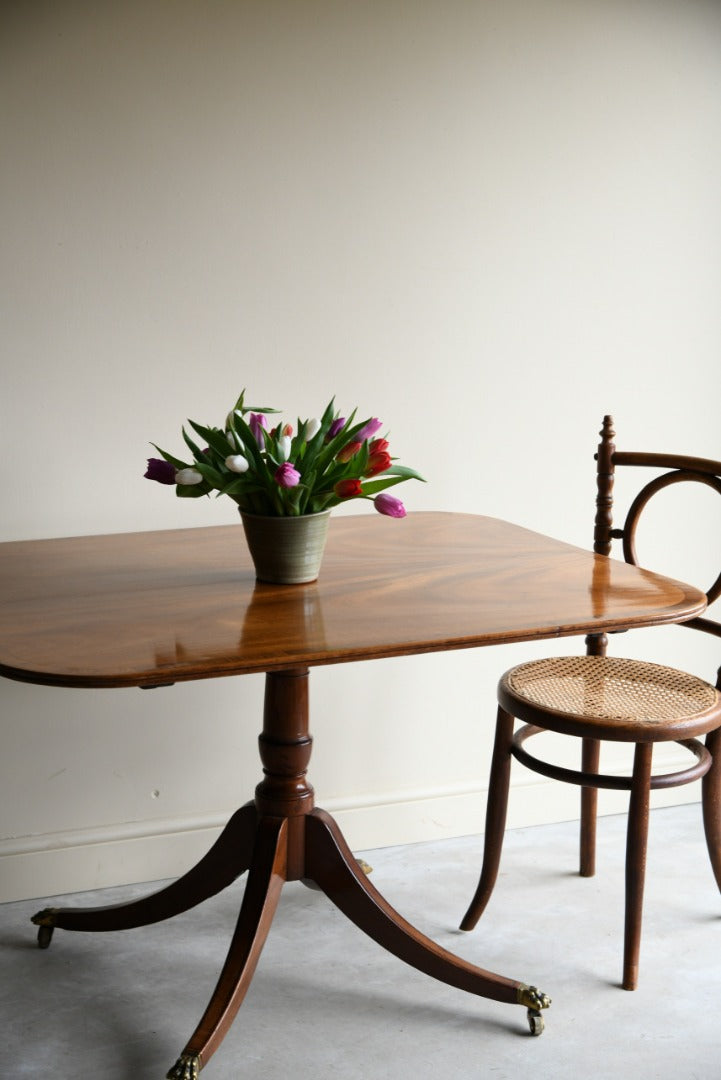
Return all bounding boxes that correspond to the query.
[145,391,424,517]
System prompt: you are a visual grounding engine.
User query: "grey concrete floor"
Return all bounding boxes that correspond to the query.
[3,803,720,1080]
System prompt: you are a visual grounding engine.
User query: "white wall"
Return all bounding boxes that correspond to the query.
[2,0,720,902]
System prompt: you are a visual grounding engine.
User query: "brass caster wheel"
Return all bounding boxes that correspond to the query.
[37,924,54,949]
[517,983,550,1035]
[302,856,372,892]
[166,1052,200,1080]
[527,1008,544,1036]
[31,908,57,949]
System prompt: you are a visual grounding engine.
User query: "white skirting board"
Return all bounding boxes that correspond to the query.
[0,772,701,904]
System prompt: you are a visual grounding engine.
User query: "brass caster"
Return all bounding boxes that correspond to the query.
[37,925,54,949]
[527,1008,544,1035]
[302,856,372,892]
[31,908,57,949]
[517,983,551,1036]
[166,1052,200,1080]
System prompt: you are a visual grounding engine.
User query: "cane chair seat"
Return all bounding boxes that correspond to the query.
[502,655,720,739]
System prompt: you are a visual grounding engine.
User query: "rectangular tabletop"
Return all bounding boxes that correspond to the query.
[0,512,706,689]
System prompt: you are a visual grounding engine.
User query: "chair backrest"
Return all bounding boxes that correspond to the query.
[592,415,721,687]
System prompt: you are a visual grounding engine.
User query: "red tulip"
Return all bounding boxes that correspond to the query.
[365,450,391,477]
[334,478,362,499]
[336,440,362,463]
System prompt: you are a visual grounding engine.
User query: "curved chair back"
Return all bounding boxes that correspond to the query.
[592,415,721,686]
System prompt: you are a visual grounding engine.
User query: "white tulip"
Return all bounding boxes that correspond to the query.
[277,434,292,461]
[305,417,321,440]
[175,468,203,485]
[226,413,243,443]
[225,454,250,473]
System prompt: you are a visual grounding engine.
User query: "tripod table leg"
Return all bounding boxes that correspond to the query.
[166,815,288,1079]
[32,802,258,947]
[304,808,549,1029]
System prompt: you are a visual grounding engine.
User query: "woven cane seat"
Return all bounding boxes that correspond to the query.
[500,655,721,742]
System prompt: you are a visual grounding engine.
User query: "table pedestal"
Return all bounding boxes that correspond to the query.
[31,669,550,1077]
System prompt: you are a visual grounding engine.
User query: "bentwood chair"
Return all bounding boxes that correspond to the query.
[461,416,721,997]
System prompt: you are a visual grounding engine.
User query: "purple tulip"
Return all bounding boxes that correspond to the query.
[248,412,269,446]
[355,417,382,443]
[327,416,346,439]
[144,457,176,485]
[374,493,406,518]
[275,461,301,488]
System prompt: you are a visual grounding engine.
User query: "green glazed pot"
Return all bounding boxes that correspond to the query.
[239,509,332,584]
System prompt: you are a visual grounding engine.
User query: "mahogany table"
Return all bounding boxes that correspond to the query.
[0,513,707,1078]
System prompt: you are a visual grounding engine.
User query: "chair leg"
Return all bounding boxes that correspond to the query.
[623,742,653,991]
[580,737,600,877]
[701,727,721,893]
[460,707,515,932]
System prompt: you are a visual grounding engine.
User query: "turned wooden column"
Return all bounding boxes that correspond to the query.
[255,667,314,880]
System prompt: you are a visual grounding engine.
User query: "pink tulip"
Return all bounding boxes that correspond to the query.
[249,412,268,446]
[374,493,406,518]
[355,417,383,443]
[275,462,301,488]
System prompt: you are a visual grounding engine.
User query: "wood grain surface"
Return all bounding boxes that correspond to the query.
[0,512,706,688]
